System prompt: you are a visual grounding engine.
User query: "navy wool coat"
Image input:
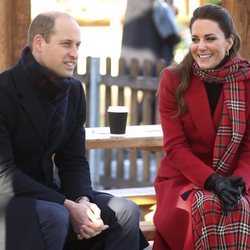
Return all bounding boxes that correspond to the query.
[0,61,93,249]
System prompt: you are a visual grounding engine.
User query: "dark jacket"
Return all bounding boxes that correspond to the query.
[0,61,93,249]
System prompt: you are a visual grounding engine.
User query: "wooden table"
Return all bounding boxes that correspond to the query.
[85,124,163,151]
[86,124,163,189]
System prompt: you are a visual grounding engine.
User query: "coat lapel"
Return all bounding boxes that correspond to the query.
[184,76,216,146]
[49,93,73,152]
[12,65,49,146]
[213,91,224,130]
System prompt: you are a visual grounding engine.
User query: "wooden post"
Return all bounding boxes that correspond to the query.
[0,0,31,72]
[222,0,250,61]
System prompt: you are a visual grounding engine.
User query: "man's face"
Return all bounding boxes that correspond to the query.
[36,17,81,78]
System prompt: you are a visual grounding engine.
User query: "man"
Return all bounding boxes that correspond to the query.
[0,11,148,250]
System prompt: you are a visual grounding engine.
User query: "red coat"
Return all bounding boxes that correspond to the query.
[153,68,250,250]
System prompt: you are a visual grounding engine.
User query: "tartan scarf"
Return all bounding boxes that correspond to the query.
[193,57,250,174]
[20,46,72,101]
[20,46,72,129]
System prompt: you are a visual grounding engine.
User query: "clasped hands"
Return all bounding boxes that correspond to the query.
[66,199,109,240]
[205,173,246,214]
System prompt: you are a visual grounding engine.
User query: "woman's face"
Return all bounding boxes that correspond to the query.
[190,19,233,70]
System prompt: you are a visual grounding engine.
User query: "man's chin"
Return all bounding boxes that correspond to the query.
[58,71,74,78]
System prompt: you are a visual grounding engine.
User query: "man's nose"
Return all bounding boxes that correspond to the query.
[69,45,78,58]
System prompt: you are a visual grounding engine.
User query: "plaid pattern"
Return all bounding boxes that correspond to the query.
[20,46,72,130]
[191,57,250,249]
[193,57,250,174]
[192,190,250,250]
[20,46,72,99]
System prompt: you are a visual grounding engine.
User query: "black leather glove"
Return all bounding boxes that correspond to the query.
[229,176,246,194]
[205,174,242,213]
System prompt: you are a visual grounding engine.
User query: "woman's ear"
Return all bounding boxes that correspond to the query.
[227,34,234,52]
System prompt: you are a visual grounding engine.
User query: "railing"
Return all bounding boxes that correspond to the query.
[75,57,166,189]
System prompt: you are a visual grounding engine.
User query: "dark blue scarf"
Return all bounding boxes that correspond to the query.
[20,46,72,141]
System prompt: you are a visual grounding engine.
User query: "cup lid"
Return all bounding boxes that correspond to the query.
[107,106,128,112]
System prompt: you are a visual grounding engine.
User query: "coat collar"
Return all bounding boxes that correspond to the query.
[12,63,49,146]
[184,75,223,146]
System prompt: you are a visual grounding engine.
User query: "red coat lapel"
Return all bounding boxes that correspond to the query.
[184,76,217,146]
[213,90,224,129]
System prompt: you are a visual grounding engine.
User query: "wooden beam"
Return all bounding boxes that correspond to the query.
[0,0,12,71]
[12,0,31,67]
[76,18,110,27]
[0,0,30,72]
[222,0,250,61]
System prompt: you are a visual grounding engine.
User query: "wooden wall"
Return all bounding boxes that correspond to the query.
[222,0,250,60]
[0,0,30,72]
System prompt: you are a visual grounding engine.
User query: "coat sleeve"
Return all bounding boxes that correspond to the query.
[158,69,214,187]
[0,103,66,204]
[0,68,65,204]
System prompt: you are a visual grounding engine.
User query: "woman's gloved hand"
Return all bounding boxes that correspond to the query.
[205,174,243,213]
[228,176,246,194]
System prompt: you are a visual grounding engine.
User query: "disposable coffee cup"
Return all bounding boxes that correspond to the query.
[107,106,128,135]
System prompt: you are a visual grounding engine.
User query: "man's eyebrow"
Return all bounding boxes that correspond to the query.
[60,39,81,44]
[60,39,73,42]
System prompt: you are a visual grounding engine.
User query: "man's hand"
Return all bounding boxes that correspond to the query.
[63,199,109,240]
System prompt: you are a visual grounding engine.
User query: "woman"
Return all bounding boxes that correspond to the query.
[153,4,250,250]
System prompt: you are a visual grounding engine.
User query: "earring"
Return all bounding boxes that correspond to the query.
[226,50,229,56]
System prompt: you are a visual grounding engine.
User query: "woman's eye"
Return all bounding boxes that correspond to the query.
[191,37,199,43]
[206,37,216,41]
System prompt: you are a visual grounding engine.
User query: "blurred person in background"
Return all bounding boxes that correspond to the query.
[121,0,180,125]
[121,0,180,71]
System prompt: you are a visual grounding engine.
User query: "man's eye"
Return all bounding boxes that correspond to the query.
[62,42,70,46]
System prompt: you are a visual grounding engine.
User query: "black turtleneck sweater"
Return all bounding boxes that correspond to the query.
[205,83,222,116]
[204,56,229,116]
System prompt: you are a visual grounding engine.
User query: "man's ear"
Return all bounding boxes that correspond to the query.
[33,34,44,53]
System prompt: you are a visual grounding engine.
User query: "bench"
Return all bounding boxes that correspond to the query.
[102,186,156,241]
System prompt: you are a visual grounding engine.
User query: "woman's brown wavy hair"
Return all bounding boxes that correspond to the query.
[174,4,241,115]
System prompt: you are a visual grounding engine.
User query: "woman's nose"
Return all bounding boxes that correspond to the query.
[197,40,207,50]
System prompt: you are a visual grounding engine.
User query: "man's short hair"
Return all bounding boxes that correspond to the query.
[28,11,72,49]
